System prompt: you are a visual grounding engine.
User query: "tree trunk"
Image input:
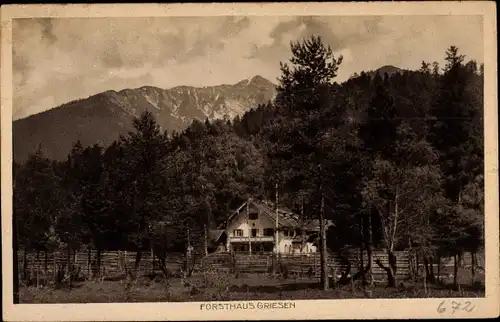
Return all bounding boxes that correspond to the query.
[387,251,397,287]
[273,183,279,275]
[471,252,476,284]
[44,251,48,284]
[437,256,441,284]
[23,249,28,282]
[366,213,374,286]
[429,257,435,282]
[424,258,430,282]
[300,199,306,253]
[453,254,459,290]
[157,256,170,280]
[87,248,91,280]
[378,194,397,287]
[359,241,365,285]
[53,253,57,284]
[97,248,102,278]
[301,229,307,254]
[204,224,208,257]
[231,250,237,274]
[134,249,142,275]
[415,253,420,279]
[359,216,366,285]
[187,253,196,278]
[423,260,428,295]
[36,251,40,288]
[67,248,72,290]
[151,248,155,275]
[73,251,78,281]
[378,204,397,286]
[319,190,329,290]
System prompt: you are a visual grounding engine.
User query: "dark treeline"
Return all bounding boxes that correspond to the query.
[14,37,483,290]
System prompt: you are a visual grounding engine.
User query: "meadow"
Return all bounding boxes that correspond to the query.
[18,266,484,303]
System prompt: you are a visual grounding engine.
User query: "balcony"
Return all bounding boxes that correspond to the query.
[229,236,274,243]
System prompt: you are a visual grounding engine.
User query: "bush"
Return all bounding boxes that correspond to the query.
[201,266,234,289]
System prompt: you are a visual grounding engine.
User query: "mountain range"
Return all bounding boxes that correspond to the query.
[13,66,404,162]
[13,75,276,162]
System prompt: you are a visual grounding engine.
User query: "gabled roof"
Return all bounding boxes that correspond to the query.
[208,229,225,242]
[207,229,226,249]
[252,200,300,227]
[225,198,334,232]
[226,198,298,228]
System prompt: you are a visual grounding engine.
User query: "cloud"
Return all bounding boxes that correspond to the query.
[248,16,384,64]
[179,17,252,63]
[12,15,483,120]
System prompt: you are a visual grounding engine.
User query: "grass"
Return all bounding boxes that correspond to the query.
[18,271,485,303]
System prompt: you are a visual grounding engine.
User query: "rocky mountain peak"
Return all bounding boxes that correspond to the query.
[13,76,277,162]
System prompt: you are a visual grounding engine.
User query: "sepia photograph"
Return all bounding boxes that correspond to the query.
[1,2,498,321]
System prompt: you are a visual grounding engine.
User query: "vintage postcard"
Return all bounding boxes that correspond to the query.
[1,2,498,321]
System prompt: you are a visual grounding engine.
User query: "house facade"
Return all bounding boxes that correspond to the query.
[217,198,324,254]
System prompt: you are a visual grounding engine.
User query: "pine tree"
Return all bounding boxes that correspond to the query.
[14,148,63,286]
[266,35,344,290]
[119,110,170,272]
[429,47,484,288]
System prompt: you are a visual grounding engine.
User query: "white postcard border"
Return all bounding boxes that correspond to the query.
[1,2,498,321]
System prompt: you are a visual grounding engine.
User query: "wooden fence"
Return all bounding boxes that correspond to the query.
[17,250,185,282]
[229,251,411,280]
[16,249,414,284]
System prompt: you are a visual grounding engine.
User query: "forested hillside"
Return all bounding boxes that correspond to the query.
[13,36,484,288]
[13,76,276,162]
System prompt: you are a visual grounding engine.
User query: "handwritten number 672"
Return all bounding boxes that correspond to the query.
[437,301,475,314]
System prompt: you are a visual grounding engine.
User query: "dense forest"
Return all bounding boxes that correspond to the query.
[13,36,484,289]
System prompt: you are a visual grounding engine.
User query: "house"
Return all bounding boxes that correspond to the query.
[214,198,331,254]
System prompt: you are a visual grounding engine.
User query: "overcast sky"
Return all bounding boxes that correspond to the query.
[13,15,483,120]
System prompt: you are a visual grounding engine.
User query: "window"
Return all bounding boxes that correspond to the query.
[233,229,243,237]
[251,229,259,237]
[249,213,259,220]
[263,228,274,236]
